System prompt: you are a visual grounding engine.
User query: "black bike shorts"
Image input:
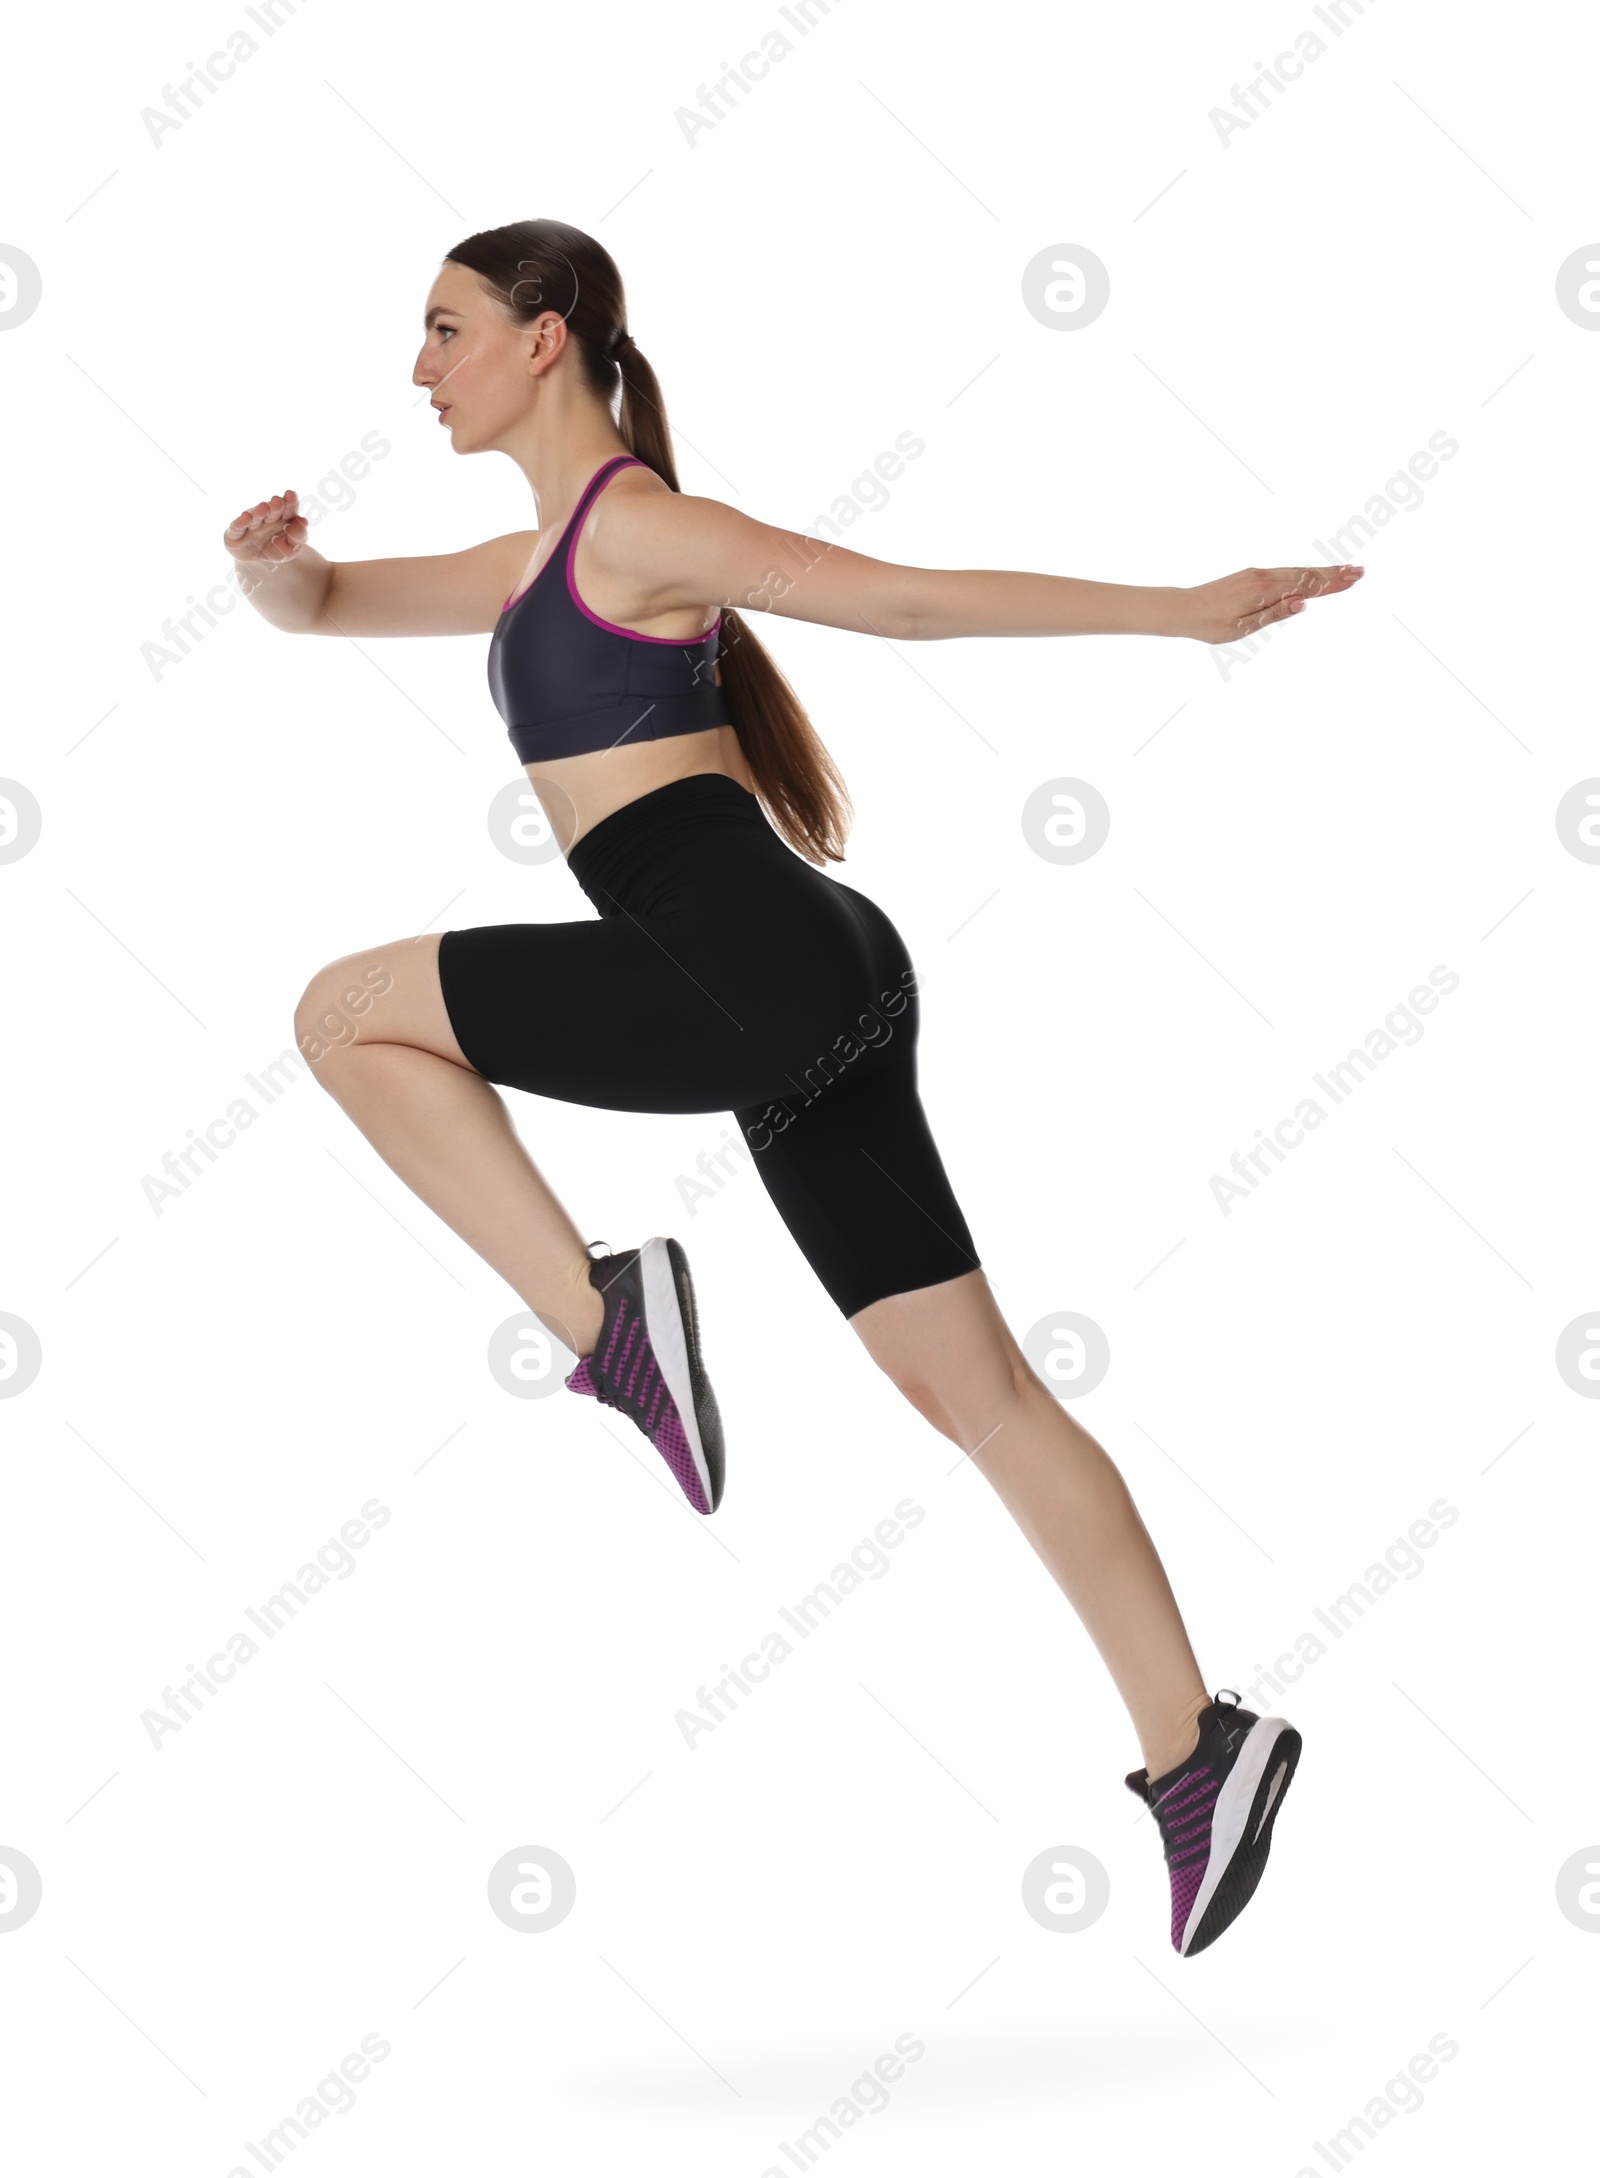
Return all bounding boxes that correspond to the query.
[436,772,980,1319]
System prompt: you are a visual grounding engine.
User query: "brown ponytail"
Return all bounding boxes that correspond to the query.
[446,219,852,865]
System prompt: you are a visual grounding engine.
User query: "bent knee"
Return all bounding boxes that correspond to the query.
[293,952,398,1065]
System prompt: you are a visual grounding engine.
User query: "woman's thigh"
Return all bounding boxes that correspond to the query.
[295,914,761,1106]
[736,1055,982,1319]
[293,910,892,1119]
[433,916,832,1115]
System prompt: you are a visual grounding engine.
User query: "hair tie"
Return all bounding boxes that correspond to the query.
[605,326,633,363]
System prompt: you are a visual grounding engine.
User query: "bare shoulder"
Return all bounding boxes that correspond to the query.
[587,475,915,637]
[585,477,800,593]
[312,528,538,637]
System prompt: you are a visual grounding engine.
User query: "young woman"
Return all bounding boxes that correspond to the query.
[225,218,1361,1958]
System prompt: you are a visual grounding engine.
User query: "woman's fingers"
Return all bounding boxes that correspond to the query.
[1235,592,1306,636]
[1273,563,1364,600]
[1243,564,1363,608]
[223,490,303,557]
[258,516,308,562]
[227,501,271,541]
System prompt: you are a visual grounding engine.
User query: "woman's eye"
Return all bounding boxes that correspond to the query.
[438,326,455,342]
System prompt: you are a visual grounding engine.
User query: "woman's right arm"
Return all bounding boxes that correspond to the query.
[223,488,534,637]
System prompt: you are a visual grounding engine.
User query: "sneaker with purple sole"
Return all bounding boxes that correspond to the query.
[1126,1691,1302,1956]
[564,1237,725,1515]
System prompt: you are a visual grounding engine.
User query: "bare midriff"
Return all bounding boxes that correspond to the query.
[521,724,758,856]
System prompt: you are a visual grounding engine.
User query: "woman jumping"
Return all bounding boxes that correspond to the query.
[225,218,1361,1958]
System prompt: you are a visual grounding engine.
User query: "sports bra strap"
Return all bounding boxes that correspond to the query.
[560,454,644,571]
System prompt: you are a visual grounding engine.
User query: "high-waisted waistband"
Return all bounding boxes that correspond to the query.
[566,772,776,913]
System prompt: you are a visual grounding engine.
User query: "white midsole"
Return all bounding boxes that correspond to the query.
[1254,1760,1288,1842]
[638,1237,712,1504]
[1181,1716,1293,1952]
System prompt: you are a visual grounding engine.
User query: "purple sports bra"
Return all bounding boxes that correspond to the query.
[488,453,733,764]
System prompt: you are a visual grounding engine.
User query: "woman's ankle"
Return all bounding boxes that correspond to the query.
[1139,1693,1210,1784]
[535,1255,605,1359]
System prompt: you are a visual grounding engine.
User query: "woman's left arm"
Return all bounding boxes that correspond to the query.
[894,556,1364,643]
[596,489,1364,645]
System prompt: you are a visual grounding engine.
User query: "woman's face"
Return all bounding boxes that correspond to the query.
[413,260,560,452]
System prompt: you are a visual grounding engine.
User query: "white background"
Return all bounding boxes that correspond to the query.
[2,0,1596,2170]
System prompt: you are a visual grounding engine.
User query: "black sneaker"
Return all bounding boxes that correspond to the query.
[1125,1691,1302,1956]
[563,1238,725,1514]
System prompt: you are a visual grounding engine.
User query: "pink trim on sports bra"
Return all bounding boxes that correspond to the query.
[501,455,723,645]
[501,454,621,612]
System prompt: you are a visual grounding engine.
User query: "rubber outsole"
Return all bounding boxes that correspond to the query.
[1183,1726,1302,1957]
[636,1238,715,1513]
[665,1237,725,1511]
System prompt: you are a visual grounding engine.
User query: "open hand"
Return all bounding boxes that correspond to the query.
[1182,563,1363,644]
[223,490,309,565]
